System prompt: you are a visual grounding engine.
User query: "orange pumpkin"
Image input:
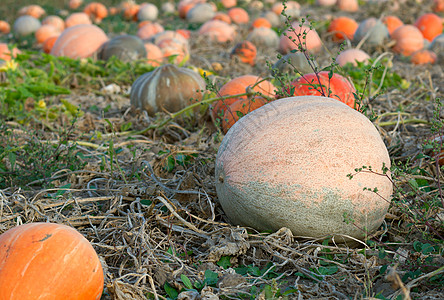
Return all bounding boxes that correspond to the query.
[222,96,267,133]
[382,15,403,35]
[251,17,271,29]
[230,41,257,66]
[414,13,443,42]
[69,0,83,10]
[0,20,10,34]
[199,20,236,42]
[65,12,92,27]
[287,71,357,109]
[84,2,108,23]
[122,2,140,21]
[433,0,444,12]
[51,24,108,59]
[228,7,249,24]
[144,43,163,66]
[328,16,358,42]
[42,15,65,32]
[337,0,359,12]
[336,48,370,67]
[0,43,21,61]
[221,0,237,8]
[410,49,437,65]
[212,75,275,118]
[0,222,104,300]
[178,0,204,19]
[391,25,424,56]
[212,12,232,24]
[35,24,61,44]
[279,23,322,54]
[137,21,164,40]
[43,36,58,54]
[18,5,46,19]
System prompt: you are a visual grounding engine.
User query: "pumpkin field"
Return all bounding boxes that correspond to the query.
[0,0,443,299]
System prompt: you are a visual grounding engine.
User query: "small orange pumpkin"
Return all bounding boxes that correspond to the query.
[144,43,163,66]
[222,96,267,133]
[336,0,359,12]
[212,75,275,119]
[0,21,10,34]
[199,20,236,43]
[212,12,232,24]
[221,0,237,8]
[0,43,21,62]
[51,24,108,59]
[65,12,92,27]
[42,15,65,32]
[391,25,424,56]
[279,23,322,54]
[43,36,58,54]
[287,71,357,109]
[35,24,61,44]
[328,16,358,43]
[137,21,164,40]
[228,7,249,24]
[69,0,83,10]
[382,15,404,35]
[251,17,271,29]
[0,222,104,300]
[18,5,46,19]
[414,13,443,42]
[230,41,257,66]
[410,49,437,65]
[84,2,108,23]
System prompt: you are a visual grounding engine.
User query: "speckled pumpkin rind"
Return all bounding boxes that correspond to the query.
[215,96,392,240]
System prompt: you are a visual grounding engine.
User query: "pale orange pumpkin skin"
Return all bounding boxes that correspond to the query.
[215,96,392,240]
[0,222,104,300]
[51,24,108,59]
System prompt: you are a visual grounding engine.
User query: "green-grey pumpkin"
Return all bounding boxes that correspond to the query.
[98,35,146,62]
[130,64,206,116]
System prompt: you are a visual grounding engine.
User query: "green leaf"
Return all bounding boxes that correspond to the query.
[217,256,232,269]
[140,199,152,206]
[316,265,338,275]
[61,99,83,117]
[166,155,176,172]
[181,274,193,290]
[8,151,16,171]
[203,269,218,286]
[164,282,179,300]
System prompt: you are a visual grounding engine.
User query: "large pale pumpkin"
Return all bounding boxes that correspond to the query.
[0,222,104,299]
[215,96,392,240]
[51,24,108,59]
[130,64,206,115]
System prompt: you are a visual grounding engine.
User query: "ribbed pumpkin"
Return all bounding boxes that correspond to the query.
[51,24,108,59]
[0,222,104,299]
[391,25,424,56]
[130,64,206,116]
[215,96,393,240]
[98,35,146,62]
